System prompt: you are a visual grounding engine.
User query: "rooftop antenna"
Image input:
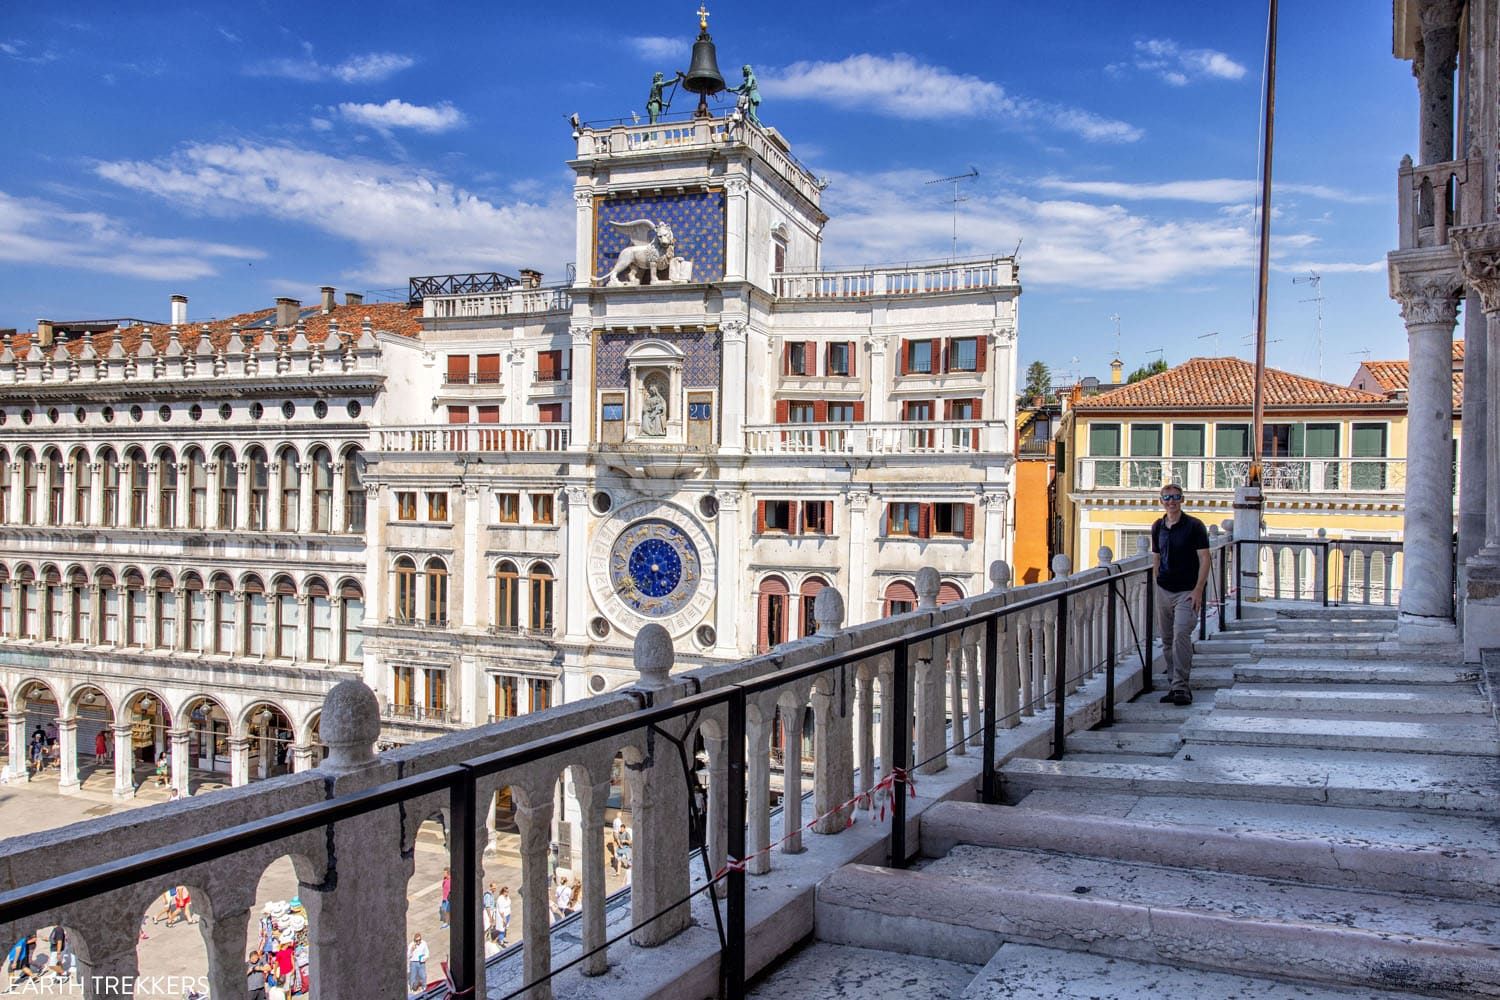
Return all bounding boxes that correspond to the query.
[1197,331,1221,353]
[1109,313,1122,358]
[926,166,979,260]
[1292,271,1324,379]
[1349,348,1372,361]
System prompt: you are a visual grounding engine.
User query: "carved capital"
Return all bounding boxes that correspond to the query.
[1393,274,1462,328]
[846,490,871,512]
[574,189,595,209]
[982,491,1009,512]
[724,176,749,197]
[712,488,742,510]
[564,485,590,506]
[720,319,748,344]
[569,324,594,344]
[1452,229,1500,313]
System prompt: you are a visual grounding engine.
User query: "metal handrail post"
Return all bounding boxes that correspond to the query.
[1235,541,1244,620]
[1104,578,1117,727]
[448,767,478,995]
[1052,592,1068,760]
[890,641,911,868]
[1322,542,1331,607]
[1217,547,1228,633]
[1143,573,1156,691]
[725,686,747,999]
[981,616,999,804]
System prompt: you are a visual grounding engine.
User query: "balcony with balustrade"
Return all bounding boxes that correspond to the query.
[376,424,571,455]
[772,257,1017,301]
[1076,456,1407,496]
[743,420,1007,457]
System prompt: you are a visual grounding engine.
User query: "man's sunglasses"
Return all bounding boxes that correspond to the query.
[1160,494,1183,502]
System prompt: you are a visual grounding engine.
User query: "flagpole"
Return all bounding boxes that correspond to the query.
[1250,0,1278,486]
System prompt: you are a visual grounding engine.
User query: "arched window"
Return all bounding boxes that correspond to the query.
[310,447,333,532]
[494,560,520,633]
[184,447,207,528]
[127,449,148,527]
[16,565,36,639]
[70,450,90,526]
[394,557,418,624]
[278,447,300,532]
[212,574,237,654]
[273,576,299,658]
[44,450,63,524]
[244,575,267,655]
[247,447,269,530]
[884,580,917,617]
[937,581,964,606]
[183,573,205,652]
[69,567,90,642]
[799,575,828,638]
[301,577,329,660]
[216,447,238,529]
[338,580,364,663]
[17,448,36,524]
[757,575,789,652]
[153,570,176,648]
[343,449,366,532]
[99,448,120,525]
[528,562,554,634]
[0,448,10,522]
[124,568,147,646]
[43,566,61,640]
[97,568,119,644]
[425,558,449,627]
[0,566,12,637]
[157,448,178,528]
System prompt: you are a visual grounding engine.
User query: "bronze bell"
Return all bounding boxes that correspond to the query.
[681,30,726,116]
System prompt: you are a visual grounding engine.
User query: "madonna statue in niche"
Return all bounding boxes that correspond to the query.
[641,377,668,436]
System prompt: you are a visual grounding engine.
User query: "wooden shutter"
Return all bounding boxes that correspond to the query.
[804,342,816,376]
[756,501,767,533]
[898,341,910,375]
[823,501,833,533]
[972,398,983,451]
[789,501,800,535]
[974,339,987,372]
[446,354,469,382]
[813,400,828,422]
[782,343,793,375]
[918,503,932,539]
[853,401,865,421]
[847,341,857,377]
[884,504,894,535]
[941,339,951,373]
[962,503,975,540]
[476,353,500,383]
[774,399,790,423]
[476,406,500,425]
[447,406,469,424]
[537,350,557,381]
[942,399,953,420]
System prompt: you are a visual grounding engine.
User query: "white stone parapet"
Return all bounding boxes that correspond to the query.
[1396,155,1485,251]
[744,419,1005,456]
[772,258,1016,299]
[376,424,571,453]
[422,286,572,320]
[1076,456,1408,495]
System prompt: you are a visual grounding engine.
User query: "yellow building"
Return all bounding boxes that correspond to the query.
[1056,357,1412,571]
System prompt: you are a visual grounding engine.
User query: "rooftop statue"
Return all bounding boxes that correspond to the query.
[646,71,682,125]
[597,220,688,287]
[734,64,761,125]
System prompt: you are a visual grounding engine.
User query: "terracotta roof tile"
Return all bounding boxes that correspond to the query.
[1074,356,1391,410]
[1352,341,1463,409]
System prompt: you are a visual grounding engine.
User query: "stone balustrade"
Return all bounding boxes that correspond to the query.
[1255,531,1402,607]
[743,420,1007,456]
[1396,155,1485,250]
[0,539,1209,1000]
[376,424,572,454]
[422,287,572,320]
[0,321,380,387]
[1077,456,1408,495]
[771,258,1016,300]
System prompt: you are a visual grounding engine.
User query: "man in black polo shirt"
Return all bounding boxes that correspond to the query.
[1151,483,1210,705]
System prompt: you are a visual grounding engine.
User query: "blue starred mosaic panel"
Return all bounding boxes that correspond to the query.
[594,190,725,283]
[596,328,721,389]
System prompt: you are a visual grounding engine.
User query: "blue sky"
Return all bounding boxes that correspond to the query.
[0,2,1415,386]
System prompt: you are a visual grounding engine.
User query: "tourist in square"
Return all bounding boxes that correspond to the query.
[174,884,196,924]
[496,886,512,943]
[407,932,429,992]
[439,865,451,928]
[94,730,108,765]
[1151,483,1210,706]
[4,932,37,985]
[245,949,270,1000]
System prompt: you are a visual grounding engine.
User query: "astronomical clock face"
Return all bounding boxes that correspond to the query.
[589,501,716,638]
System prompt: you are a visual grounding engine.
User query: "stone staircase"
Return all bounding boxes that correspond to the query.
[750,608,1500,999]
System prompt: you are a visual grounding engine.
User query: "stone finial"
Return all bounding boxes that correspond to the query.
[1051,554,1072,578]
[633,623,674,692]
[1317,527,1327,539]
[813,587,845,636]
[1221,519,1234,539]
[988,560,1011,591]
[319,679,381,773]
[1097,546,1114,565]
[915,567,940,609]
[1209,524,1220,537]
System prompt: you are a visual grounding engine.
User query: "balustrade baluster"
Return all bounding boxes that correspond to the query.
[746,702,773,875]
[856,669,876,810]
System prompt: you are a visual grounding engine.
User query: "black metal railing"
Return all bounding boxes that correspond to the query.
[408,272,519,306]
[1233,536,1406,616]
[0,546,1217,999]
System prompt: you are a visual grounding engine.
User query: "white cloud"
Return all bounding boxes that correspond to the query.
[246,50,414,84]
[1274,260,1385,274]
[628,36,686,62]
[0,190,263,281]
[815,168,1347,290]
[338,99,466,133]
[1,39,60,64]
[764,53,1142,142]
[93,142,572,283]
[1131,38,1247,86]
[1038,177,1379,205]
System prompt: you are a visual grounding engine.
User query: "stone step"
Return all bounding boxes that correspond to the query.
[1260,630,1393,644]
[817,851,1500,997]
[1065,729,1182,757]
[1193,637,1259,654]
[1256,642,1386,659]
[999,744,1500,816]
[1113,700,1214,725]
[1273,605,1399,620]
[920,798,1500,904]
[961,942,1428,1000]
[1230,659,1478,686]
[746,941,978,1000]
[1213,683,1489,715]
[1182,712,1500,757]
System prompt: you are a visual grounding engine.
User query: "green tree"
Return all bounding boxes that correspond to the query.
[1126,358,1168,383]
[1022,360,1052,400]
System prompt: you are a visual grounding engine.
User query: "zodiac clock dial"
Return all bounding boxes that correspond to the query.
[609,520,700,618]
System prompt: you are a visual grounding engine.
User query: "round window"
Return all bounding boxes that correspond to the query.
[102,407,114,423]
[696,624,717,648]
[190,404,203,422]
[282,401,295,419]
[698,494,719,519]
[314,400,328,419]
[589,617,611,640]
[158,405,172,422]
[129,404,143,422]
[250,402,264,419]
[74,407,86,423]
[219,403,232,420]
[591,491,613,515]
[588,673,608,692]
[47,407,59,424]
[21,409,32,425]
[347,400,362,418]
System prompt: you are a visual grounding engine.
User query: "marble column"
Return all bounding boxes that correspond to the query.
[56,716,79,793]
[712,489,742,654]
[236,461,252,530]
[513,789,555,999]
[563,486,589,642]
[982,492,1008,582]
[724,175,749,280]
[291,744,317,773]
[1456,236,1500,659]
[170,727,191,796]
[1393,275,1461,638]
[845,491,871,624]
[1458,292,1487,567]
[568,324,593,453]
[5,712,24,778]
[627,627,691,945]
[719,320,748,454]
[229,736,251,787]
[571,772,612,975]
[1415,0,1464,166]
[113,726,135,799]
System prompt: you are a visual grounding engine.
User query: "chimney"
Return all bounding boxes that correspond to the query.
[36,320,54,348]
[1109,357,1124,385]
[519,268,542,289]
[275,297,300,328]
[320,286,336,313]
[170,294,188,327]
[344,291,364,308]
